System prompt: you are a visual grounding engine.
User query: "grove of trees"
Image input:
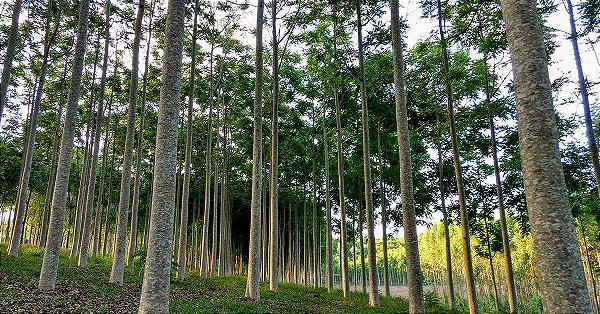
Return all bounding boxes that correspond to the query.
[1,0,600,313]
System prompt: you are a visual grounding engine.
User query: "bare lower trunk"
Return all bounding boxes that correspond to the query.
[245,0,265,300]
[111,0,145,285]
[324,107,333,291]
[436,0,478,312]
[176,0,197,280]
[38,0,91,291]
[376,125,390,297]
[79,0,111,267]
[390,0,425,310]
[500,0,592,311]
[137,0,185,311]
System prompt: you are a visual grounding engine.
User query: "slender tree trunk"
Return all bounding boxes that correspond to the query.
[436,0,478,312]
[500,0,592,312]
[437,117,455,310]
[128,5,154,266]
[324,107,333,291]
[332,9,349,297]
[111,0,145,285]
[212,107,220,274]
[303,187,308,285]
[580,219,600,312]
[79,0,112,267]
[390,0,425,310]
[356,2,378,305]
[103,72,117,258]
[71,38,100,259]
[38,0,91,291]
[483,215,499,310]
[176,0,198,280]
[358,200,366,293]
[200,42,216,278]
[9,0,58,256]
[269,0,280,291]
[245,0,265,300]
[137,0,185,311]
[565,0,600,198]
[376,125,390,297]
[311,105,319,288]
[0,0,22,126]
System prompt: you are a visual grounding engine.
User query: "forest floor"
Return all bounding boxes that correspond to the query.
[0,244,458,313]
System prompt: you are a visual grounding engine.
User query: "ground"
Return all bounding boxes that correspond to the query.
[0,244,457,313]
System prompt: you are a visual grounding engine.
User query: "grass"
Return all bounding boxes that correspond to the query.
[0,244,460,313]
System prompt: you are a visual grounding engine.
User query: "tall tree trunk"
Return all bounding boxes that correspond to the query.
[358,200,366,293]
[245,0,265,300]
[482,56,518,313]
[324,107,333,291]
[437,117,455,310]
[102,70,117,258]
[42,60,69,249]
[212,106,221,274]
[436,0,478,312]
[128,4,154,266]
[580,218,600,312]
[71,38,101,259]
[303,185,308,285]
[38,0,91,291]
[176,0,198,280]
[390,0,425,310]
[269,0,280,291]
[111,0,145,285]
[500,0,592,312]
[356,0,378,305]
[79,0,112,267]
[376,125,390,297]
[200,42,216,278]
[483,214,499,310]
[311,105,318,288]
[137,0,185,311]
[0,0,22,126]
[9,0,59,256]
[565,0,600,198]
[332,6,349,297]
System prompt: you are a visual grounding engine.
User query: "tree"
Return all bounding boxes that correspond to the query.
[177,0,199,281]
[390,0,425,311]
[111,0,145,285]
[0,0,22,126]
[137,0,185,311]
[8,0,61,257]
[499,0,592,312]
[245,0,265,301]
[269,0,280,292]
[356,0,378,306]
[79,0,112,268]
[38,0,91,291]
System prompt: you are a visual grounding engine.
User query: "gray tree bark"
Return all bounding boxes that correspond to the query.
[390,0,425,311]
[0,0,22,126]
[324,107,333,291]
[79,0,112,267]
[176,0,198,280]
[356,0,378,306]
[245,0,265,299]
[269,0,280,291]
[128,4,155,267]
[500,0,592,312]
[137,0,185,311]
[9,0,59,256]
[38,0,91,291]
[111,0,145,285]
[376,125,390,297]
[436,0,479,312]
[332,8,350,297]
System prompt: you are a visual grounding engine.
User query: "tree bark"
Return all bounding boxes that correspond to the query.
[500,0,592,312]
[38,0,91,291]
[376,125,390,297]
[128,4,154,266]
[79,0,112,267]
[176,0,198,280]
[269,0,280,291]
[245,0,265,300]
[0,0,22,126]
[356,0,378,305]
[9,0,59,256]
[390,0,425,310]
[436,0,478,312]
[137,0,185,311]
[111,0,145,285]
[324,107,333,291]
